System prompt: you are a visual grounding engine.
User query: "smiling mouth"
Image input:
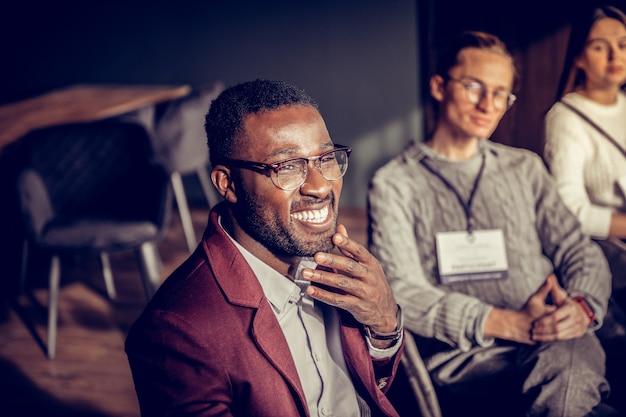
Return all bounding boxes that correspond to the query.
[291,204,330,224]
[472,116,492,125]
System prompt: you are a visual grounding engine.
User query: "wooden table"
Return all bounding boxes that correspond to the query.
[0,84,191,150]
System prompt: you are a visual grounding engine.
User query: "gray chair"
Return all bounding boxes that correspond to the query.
[151,82,225,252]
[17,119,172,359]
[401,331,443,417]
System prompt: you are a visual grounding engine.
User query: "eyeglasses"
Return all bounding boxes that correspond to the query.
[446,76,516,111]
[219,145,352,190]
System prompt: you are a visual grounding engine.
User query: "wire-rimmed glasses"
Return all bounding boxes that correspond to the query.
[446,76,516,111]
[219,145,352,190]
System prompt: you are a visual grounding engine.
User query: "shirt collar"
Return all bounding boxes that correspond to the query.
[218,215,318,314]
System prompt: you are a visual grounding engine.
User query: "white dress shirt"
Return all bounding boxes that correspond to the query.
[221,218,399,416]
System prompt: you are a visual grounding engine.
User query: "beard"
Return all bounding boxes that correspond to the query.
[232,187,338,258]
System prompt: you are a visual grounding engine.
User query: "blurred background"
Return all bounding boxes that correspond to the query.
[5,0,623,207]
[1,0,421,208]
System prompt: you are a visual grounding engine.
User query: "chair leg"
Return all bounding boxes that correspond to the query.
[171,171,197,253]
[47,255,61,360]
[196,166,221,208]
[401,332,442,417]
[99,252,116,299]
[136,242,163,301]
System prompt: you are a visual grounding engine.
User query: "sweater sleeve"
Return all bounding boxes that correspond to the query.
[368,166,494,351]
[530,153,611,327]
[544,104,614,238]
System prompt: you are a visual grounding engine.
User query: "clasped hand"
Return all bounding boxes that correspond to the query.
[301,224,399,336]
[522,274,591,344]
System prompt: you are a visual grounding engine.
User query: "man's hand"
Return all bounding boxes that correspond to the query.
[484,274,558,344]
[530,274,591,342]
[485,274,591,345]
[301,224,399,338]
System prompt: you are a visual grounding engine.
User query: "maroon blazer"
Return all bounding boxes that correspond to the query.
[125,203,402,417]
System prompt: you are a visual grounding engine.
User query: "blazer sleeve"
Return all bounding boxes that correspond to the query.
[340,312,403,417]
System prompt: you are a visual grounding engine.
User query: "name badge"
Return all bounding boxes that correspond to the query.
[435,229,508,284]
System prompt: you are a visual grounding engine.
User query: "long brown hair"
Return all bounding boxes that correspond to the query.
[556,5,626,99]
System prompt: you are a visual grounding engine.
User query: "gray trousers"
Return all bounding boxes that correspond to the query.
[428,333,611,417]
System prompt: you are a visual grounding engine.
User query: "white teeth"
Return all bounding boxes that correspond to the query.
[291,205,329,223]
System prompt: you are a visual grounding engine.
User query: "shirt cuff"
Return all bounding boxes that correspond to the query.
[476,305,495,348]
[366,331,403,359]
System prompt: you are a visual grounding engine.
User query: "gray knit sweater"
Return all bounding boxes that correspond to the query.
[368,139,610,364]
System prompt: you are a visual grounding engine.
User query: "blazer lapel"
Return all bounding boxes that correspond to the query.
[203,205,307,409]
[252,300,307,403]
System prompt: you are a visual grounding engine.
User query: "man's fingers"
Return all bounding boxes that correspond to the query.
[549,277,569,306]
[531,301,588,342]
[303,267,358,292]
[321,231,375,270]
[337,223,348,238]
[306,282,354,309]
[312,251,366,278]
[533,274,555,300]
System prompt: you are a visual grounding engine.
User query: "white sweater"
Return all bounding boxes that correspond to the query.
[544,91,626,239]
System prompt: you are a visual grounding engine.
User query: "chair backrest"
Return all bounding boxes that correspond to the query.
[19,120,170,224]
[152,82,225,173]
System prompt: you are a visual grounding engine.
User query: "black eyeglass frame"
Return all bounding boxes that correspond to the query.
[217,144,352,190]
[444,75,517,110]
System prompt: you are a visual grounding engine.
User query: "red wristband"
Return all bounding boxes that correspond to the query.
[572,295,595,326]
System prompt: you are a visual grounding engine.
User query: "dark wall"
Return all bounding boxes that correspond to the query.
[0,0,420,208]
[5,1,626,203]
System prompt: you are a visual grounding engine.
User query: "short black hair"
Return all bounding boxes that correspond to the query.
[205,79,318,166]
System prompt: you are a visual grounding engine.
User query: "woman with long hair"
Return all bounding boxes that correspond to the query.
[544,7,626,414]
[545,5,626,279]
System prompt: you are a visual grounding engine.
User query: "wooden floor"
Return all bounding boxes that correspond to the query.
[0,205,369,417]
